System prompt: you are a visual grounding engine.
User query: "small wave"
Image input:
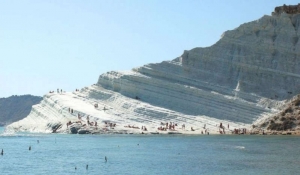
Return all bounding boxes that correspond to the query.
[235,146,245,149]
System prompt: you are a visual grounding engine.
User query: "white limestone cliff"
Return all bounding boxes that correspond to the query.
[6,12,300,134]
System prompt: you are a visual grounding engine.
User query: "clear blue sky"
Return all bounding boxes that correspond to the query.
[0,0,298,97]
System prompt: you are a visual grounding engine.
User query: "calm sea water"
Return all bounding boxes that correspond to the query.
[0,127,299,175]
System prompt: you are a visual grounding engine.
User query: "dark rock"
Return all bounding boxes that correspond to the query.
[273,4,300,16]
[69,123,82,134]
[78,129,91,134]
[51,123,62,133]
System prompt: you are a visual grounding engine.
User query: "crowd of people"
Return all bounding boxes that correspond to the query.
[233,128,247,134]
[157,122,178,131]
[66,107,99,130]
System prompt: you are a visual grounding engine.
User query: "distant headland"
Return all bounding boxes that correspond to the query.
[0,95,42,126]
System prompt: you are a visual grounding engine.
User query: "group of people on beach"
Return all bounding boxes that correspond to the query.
[233,128,247,134]
[87,116,97,127]
[201,129,209,134]
[218,123,226,134]
[66,107,100,130]
[157,122,178,131]
[158,121,237,134]
[141,126,147,131]
[216,122,248,135]
[156,122,209,132]
[64,98,118,133]
[105,122,116,128]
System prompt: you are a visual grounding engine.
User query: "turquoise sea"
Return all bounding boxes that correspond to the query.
[0,127,299,175]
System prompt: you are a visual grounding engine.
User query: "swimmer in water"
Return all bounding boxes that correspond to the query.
[86,164,88,170]
[1,149,3,155]
[29,146,31,151]
[105,156,107,162]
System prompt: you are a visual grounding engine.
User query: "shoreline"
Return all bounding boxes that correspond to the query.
[6,125,300,136]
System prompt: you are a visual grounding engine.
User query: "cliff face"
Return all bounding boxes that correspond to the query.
[0,95,42,126]
[7,12,300,134]
[95,13,300,122]
[185,14,300,101]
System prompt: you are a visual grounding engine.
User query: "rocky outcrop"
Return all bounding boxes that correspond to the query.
[273,4,300,16]
[259,95,300,131]
[6,9,300,134]
[69,123,82,134]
